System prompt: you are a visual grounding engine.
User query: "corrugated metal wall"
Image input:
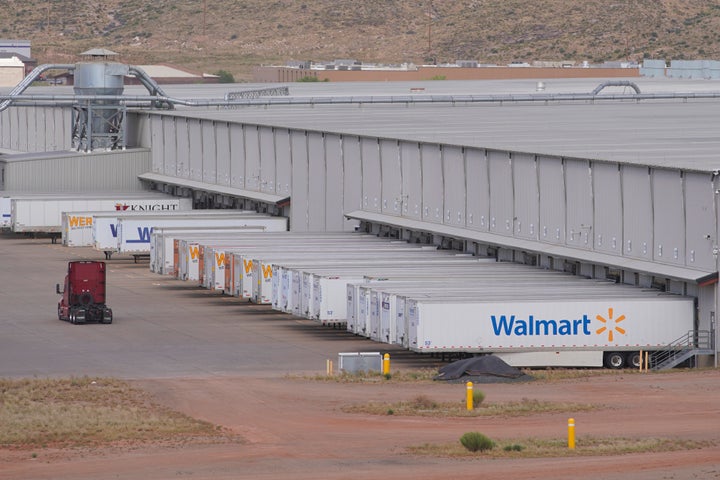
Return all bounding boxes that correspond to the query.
[0,106,72,152]
[1,148,151,192]
[130,111,717,273]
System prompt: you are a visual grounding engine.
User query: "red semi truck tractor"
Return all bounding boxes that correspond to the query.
[56,261,113,324]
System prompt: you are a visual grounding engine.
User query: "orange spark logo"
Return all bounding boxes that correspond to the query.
[595,307,626,342]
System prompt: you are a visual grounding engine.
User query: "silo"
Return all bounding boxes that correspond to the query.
[72,58,128,151]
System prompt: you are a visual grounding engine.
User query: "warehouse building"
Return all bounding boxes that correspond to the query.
[0,73,718,365]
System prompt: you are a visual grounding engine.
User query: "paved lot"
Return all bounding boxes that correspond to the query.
[0,232,439,379]
[2,232,720,480]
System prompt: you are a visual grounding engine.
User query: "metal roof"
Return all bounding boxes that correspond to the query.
[126,77,720,172]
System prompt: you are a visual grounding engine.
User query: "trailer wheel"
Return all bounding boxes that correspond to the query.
[605,352,625,369]
[69,311,76,324]
[626,351,642,369]
[79,292,93,305]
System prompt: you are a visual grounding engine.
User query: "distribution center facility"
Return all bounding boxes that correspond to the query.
[1,63,719,367]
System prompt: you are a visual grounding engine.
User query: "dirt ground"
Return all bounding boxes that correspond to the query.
[0,234,719,479]
[1,369,719,480]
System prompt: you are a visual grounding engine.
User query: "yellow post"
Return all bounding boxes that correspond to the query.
[639,350,644,372]
[645,351,650,371]
[568,418,576,449]
[326,359,333,376]
[466,381,474,411]
[382,353,391,375]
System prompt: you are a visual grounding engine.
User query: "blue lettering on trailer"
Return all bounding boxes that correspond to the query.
[491,314,592,336]
[126,227,153,244]
[109,224,118,237]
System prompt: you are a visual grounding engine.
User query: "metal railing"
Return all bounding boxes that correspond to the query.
[651,330,714,370]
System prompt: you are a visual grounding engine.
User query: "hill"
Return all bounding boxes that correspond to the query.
[2,0,720,80]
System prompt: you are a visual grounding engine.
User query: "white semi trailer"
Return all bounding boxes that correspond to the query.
[403,294,694,368]
[9,193,190,241]
[113,213,288,255]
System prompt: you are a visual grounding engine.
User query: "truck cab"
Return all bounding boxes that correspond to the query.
[56,261,113,324]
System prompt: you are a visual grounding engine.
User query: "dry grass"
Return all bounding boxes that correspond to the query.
[342,396,598,418]
[0,377,232,449]
[409,436,715,458]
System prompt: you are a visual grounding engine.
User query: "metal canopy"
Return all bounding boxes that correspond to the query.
[138,172,290,205]
[345,210,713,283]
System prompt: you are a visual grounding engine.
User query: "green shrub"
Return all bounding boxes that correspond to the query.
[472,389,485,408]
[503,443,524,451]
[460,432,495,452]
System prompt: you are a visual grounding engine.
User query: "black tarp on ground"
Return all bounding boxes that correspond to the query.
[434,355,534,383]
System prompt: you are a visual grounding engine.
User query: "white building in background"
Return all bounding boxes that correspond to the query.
[0,55,24,87]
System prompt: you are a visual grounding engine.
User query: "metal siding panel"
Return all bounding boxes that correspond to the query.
[421,144,443,224]
[361,137,381,213]
[259,126,276,194]
[684,172,715,269]
[229,123,246,188]
[245,125,261,191]
[592,162,622,254]
[653,169,685,265]
[538,155,565,244]
[465,148,489,231]
[28,107,41,152]
[380,139,402,216]
[10,108,19,151]
[161,116,177,178]
[216,123,231,186]
[400,141,422,221]
[18,108,29,151]
[325,134,344,231]
[188,118,204,182]
[49,107,63,150]
[442,145,466,226]
[275,129,292,197]
[512,152,539,240]
[175,118,190,178]
[307,132,326,230]
[51,108,63,151]
[565,159,593,249]
[488,150,513,235]
[150,116,165,175]
[622,165,653,259]
[290,130,309,231]
[201,121,217,183]
[343,136,363,228]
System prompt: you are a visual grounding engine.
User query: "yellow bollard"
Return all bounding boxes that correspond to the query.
[639,350,643,372]
[382,353,391,375]
[466,381,474,411]
[326,359,333,376]
[568,418,576,449]
[645,351,649,371]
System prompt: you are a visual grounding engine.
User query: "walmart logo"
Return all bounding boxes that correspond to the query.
[491,307,627,340]
[595,307,626,342]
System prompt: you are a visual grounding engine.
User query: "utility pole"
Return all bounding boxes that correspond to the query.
[203,0,207,37]
[427,1,432,61]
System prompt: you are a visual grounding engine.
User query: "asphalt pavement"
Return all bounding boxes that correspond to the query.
[0,232,441,379]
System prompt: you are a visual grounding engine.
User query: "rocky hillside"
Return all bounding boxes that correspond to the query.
[2,0,720,79]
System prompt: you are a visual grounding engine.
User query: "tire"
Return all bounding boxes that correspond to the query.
[58,304,64,321]
[102,308,113,324]
[626,351,642,369]
[79,292,93,305]
[69,311,76,324]
[605,352,626,369]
